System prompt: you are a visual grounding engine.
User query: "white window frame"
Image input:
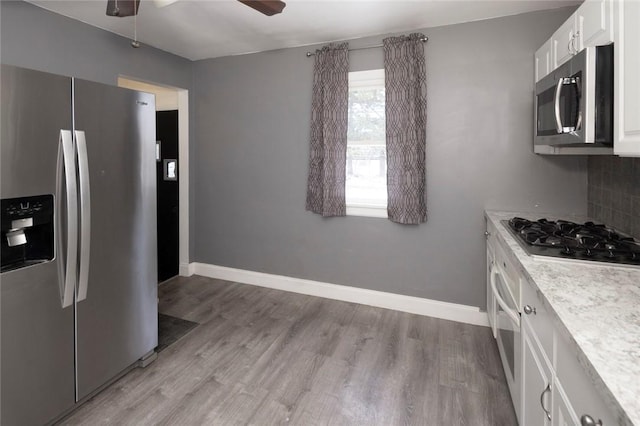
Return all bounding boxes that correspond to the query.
[346,69,387,219]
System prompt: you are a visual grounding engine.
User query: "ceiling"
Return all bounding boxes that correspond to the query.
[27,0,582,61]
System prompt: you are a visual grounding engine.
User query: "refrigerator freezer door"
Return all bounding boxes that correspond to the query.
[73,79,158,400]
[1,65,76,425]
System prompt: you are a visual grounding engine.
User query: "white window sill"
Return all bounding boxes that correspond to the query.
[346,205,388,218]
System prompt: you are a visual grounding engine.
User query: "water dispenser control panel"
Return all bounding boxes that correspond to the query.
[1,194,55,273]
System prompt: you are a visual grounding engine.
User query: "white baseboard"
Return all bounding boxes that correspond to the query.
[179,262,195,277]
[190,262,489,327]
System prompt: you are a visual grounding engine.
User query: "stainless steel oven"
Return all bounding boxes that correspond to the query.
[535,44,613,147]
[489,257,521,421]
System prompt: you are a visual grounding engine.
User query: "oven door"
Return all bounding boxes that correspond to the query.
[490,262,522,421]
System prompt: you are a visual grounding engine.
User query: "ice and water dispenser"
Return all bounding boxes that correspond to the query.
[1,195,55,272]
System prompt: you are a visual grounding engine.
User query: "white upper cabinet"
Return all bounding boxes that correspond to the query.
[537,0,614,81]
[535,41,552,82]
[552,15,578,69]
[576,0,614,51]
[613,0,640,156]
[535,0,640,156]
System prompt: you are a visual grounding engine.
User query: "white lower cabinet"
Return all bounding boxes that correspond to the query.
[486,217,619,426]
[553,377,578,426]
[521,318,552,426]
[520,278,617,426]
[555,327,617,426]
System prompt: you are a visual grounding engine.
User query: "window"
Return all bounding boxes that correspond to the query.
[346,69,387,218]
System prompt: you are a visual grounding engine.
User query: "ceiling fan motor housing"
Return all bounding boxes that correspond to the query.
[238,1,287,16]
[107,0,285,17]
[106,0,140,17]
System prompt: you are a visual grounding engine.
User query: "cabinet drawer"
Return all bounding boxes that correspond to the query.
[521,279,553,362]
[555,334,617,426]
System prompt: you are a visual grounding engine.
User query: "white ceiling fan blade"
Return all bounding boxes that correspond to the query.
[153,0,180,8]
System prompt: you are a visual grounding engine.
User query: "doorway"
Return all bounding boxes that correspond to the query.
[117,76,189,283]
[156,110,179,281]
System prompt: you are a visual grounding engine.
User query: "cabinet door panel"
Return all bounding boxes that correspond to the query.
[553,16,577,68]
[577,0,612,50]
[555,331,617,426]
[614,0,640,155]
[535,41,552,82]
[553,378,579,426]
[522,321,552,426]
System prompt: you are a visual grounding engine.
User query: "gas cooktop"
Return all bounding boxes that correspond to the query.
[503,217,640,267]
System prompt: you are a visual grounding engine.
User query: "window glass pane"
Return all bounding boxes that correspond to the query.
[346,70,386,208]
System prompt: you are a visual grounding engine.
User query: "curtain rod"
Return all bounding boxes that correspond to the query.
[305,36,428,57]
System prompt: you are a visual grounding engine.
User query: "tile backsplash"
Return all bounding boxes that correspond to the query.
[587,156,640,239]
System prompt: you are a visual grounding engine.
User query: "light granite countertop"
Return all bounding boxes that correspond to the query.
[485,210,640,426]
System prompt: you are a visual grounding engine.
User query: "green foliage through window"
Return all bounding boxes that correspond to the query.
[347,88,385,144]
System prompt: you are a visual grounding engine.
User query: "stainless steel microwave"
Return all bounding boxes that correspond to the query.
[535,44,613,147]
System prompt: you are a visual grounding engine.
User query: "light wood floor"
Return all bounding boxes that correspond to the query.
[59,275,517,425]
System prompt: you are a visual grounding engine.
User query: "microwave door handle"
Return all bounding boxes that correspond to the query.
[554,78,564,133]
[573,77,582,132]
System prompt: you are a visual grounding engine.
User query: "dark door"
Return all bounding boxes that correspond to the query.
[156,110,179,282]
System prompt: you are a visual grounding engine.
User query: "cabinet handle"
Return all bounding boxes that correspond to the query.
[573,31,580,54]
[524,305,537,315]
[484,231,490,237]
[568,37,574,54]
[540,383,552,421]
[580,414,603,426]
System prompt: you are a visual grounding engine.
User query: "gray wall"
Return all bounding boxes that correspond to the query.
[588,157,640,238]
[192,7,586,309]
[0,1,191,90]
[0,1,590,309]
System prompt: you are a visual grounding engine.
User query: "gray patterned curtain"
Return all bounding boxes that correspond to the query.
[383,34,427,224]
[305,43,349,217]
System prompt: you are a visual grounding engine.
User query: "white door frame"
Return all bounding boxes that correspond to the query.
[117,76,190,277]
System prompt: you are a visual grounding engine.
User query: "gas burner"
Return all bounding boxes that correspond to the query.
[504,217,640,267]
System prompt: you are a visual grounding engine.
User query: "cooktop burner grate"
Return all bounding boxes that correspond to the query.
[503,217,640,266]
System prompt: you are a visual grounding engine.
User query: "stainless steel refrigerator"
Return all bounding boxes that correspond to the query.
[1,64,158,425]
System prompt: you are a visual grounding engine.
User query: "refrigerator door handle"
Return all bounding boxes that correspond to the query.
[75,130,91,302]
[57,130,78,308]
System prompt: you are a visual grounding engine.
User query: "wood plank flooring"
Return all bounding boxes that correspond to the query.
[59,275,517,425]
